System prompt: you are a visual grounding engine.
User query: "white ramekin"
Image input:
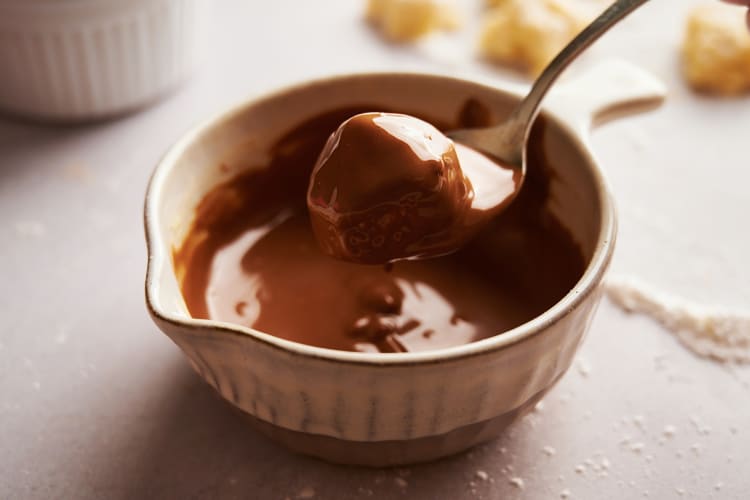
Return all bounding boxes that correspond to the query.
[0,0,205,121]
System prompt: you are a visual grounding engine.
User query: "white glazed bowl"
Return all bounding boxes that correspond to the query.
[0,0,205,121]
[144,62,665,466]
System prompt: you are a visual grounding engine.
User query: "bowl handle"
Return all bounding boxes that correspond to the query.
[544,59,666,137]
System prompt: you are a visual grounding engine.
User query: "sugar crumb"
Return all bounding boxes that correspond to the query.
[509,477,524,489]
[394,477,408,488]
[577,357,592,377]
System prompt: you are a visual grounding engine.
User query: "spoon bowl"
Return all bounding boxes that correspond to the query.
[450,0,651,223]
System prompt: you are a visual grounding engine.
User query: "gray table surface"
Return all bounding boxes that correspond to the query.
[2,1,749,499]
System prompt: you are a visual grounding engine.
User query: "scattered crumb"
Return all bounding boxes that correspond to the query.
[534,400,546,412]
[575,465,585,474]
[663,425,677,437]
[394,477,408,488]
[543,446,557,456]
[690,443,702,455]
[714,482,724,491]
[645,455,654,463]
[560,489,571,499]
[606,275,750,364]
[367,0,461,42]
[475,470,489,481]
[630,442,645,453]
[576,357,592,378]
[509,477,525,489]
[297,486,315,499]
[633,415,645,428]
[682,3,750,95]
[601,458,611,469]
[675,487,685,496]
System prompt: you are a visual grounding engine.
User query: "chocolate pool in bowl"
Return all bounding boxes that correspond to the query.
[145,65,665,466]
[174,104,585,354]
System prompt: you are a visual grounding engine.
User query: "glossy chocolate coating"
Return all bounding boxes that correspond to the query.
[307,112,473,264]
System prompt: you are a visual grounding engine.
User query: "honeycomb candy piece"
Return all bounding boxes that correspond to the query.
[682,4,750,95]
[367,0,461,42]
[479,0,600,76]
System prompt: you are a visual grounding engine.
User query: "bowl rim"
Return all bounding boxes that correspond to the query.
[144,71,616,367]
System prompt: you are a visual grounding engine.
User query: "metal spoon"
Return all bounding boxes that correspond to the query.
[452,0,650,218]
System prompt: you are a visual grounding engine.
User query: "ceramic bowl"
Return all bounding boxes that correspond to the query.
[0,0,206,121]
[145,62,665,466]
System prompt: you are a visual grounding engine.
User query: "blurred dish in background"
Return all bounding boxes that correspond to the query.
[0,0,206,122]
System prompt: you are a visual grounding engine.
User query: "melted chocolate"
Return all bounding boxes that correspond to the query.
[174,102,586,353]
[307,112,473,264]
[307,112,520,264]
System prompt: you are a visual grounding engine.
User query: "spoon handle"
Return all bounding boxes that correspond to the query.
[504,0,651,162]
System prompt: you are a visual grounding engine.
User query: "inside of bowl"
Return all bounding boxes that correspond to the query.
[148,73,605,321]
